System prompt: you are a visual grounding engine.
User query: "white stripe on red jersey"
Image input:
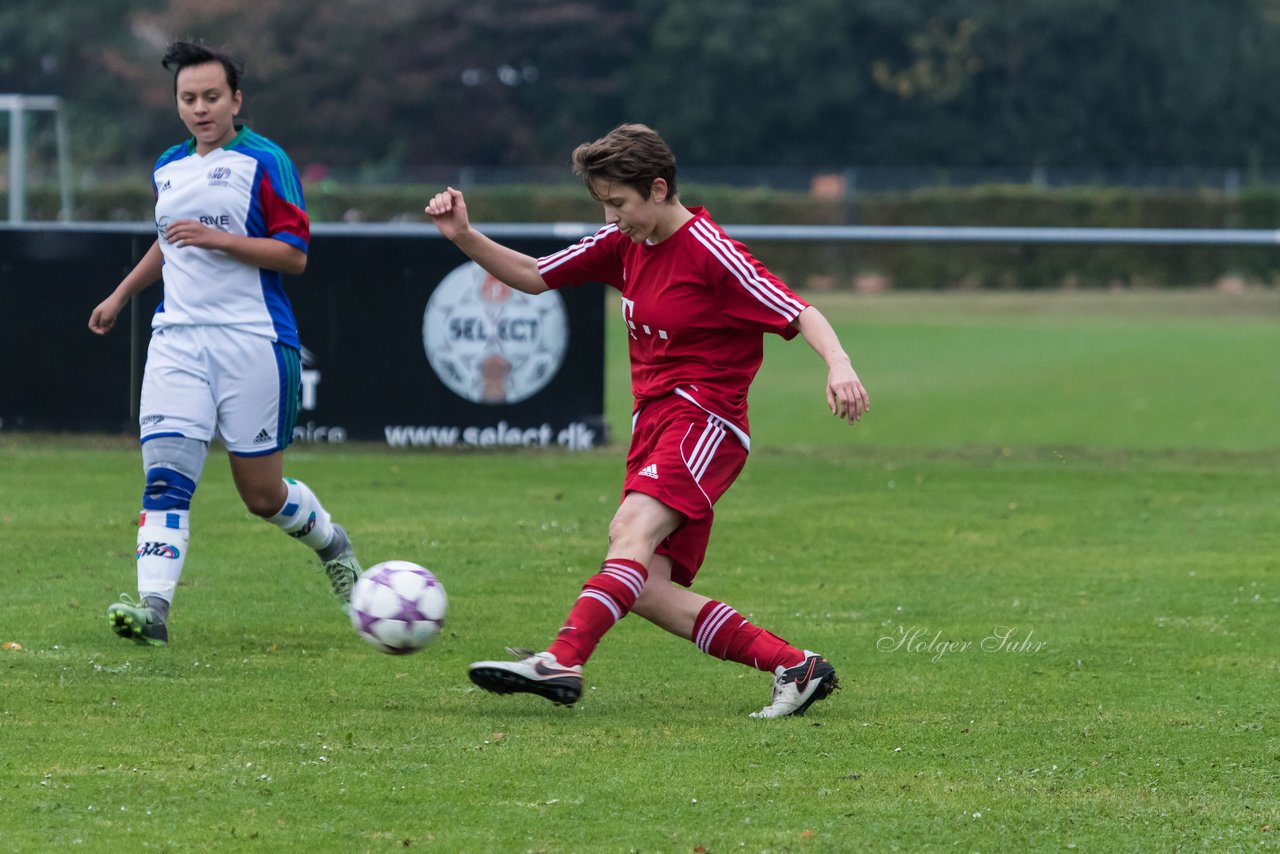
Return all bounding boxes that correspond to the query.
[536,224,620,275]
[689,219,806,320]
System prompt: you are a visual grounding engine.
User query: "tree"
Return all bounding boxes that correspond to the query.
[10,0,1280,176]
[0,0,166,167]
[625,0,895,167]
[128,0,642,172]
[627,0,1280,169]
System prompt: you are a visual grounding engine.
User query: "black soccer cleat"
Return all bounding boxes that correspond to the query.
[750,651,838,718]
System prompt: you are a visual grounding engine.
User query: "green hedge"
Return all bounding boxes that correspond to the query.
[9,182,1279,289]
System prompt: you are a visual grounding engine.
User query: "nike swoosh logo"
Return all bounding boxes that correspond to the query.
[534,661,578,678]
[793,658,819,691]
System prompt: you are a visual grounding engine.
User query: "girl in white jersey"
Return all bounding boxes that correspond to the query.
[428,124,870,718]
[88,42,361,646]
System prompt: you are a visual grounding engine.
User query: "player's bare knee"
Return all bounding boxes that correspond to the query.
[240,487,284,518]
[610,499,660,540]
[606,510,631,546]
[607,516,653,558]
[606,513,628,548]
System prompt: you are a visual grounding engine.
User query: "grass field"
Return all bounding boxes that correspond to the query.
[2,289,1278,852]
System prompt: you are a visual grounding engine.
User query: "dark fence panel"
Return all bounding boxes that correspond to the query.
[0,225,606,449]
[0,227,151,433]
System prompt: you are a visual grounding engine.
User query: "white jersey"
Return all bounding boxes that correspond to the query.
[151,127,309,347]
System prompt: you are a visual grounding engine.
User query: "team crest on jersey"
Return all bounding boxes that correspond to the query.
[207,166,233,187]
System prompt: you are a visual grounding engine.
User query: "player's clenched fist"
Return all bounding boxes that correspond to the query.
[425,187,470,241]
[88,298,123,335]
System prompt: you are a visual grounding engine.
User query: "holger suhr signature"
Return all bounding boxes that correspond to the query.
[877,625,1047,663]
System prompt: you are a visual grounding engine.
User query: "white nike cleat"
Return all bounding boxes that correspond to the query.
[750,651,839,718]
[468,649,583,706]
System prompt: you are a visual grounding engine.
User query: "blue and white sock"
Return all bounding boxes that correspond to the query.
[268,478,335,551]
[136,508,189,609]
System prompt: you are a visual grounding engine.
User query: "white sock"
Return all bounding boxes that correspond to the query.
[136,509,190,604]
[268,478,335,551]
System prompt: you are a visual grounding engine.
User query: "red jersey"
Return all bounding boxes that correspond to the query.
[537,207,808,448]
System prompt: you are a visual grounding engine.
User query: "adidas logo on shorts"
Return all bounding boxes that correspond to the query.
[639,463,659,479]
[253,429,273,444]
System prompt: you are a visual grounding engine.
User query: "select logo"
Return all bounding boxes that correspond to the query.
[422,262,568,404]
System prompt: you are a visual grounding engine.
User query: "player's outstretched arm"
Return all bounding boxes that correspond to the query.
[88,240,164,335]
[425,187,549,295]
[795,306,870,425]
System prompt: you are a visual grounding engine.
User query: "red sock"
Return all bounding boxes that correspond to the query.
[691,600,803,673]
[546,558,648,667]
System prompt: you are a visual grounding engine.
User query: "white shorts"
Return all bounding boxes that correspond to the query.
[139,324,300,456]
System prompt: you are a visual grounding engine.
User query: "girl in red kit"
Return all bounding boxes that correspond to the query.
[426,124,869,717]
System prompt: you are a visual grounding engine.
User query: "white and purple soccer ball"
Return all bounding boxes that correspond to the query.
[349,560,447,655]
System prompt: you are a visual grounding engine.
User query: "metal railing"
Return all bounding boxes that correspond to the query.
[6,219,1280,246]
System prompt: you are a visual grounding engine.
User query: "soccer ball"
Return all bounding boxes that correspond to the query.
[349,560,447,655]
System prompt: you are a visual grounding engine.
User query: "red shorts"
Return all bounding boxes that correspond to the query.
[623,395,748,586]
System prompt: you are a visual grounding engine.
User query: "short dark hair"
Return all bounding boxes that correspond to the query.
[162,41,243,94]
[572,123,678,201]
